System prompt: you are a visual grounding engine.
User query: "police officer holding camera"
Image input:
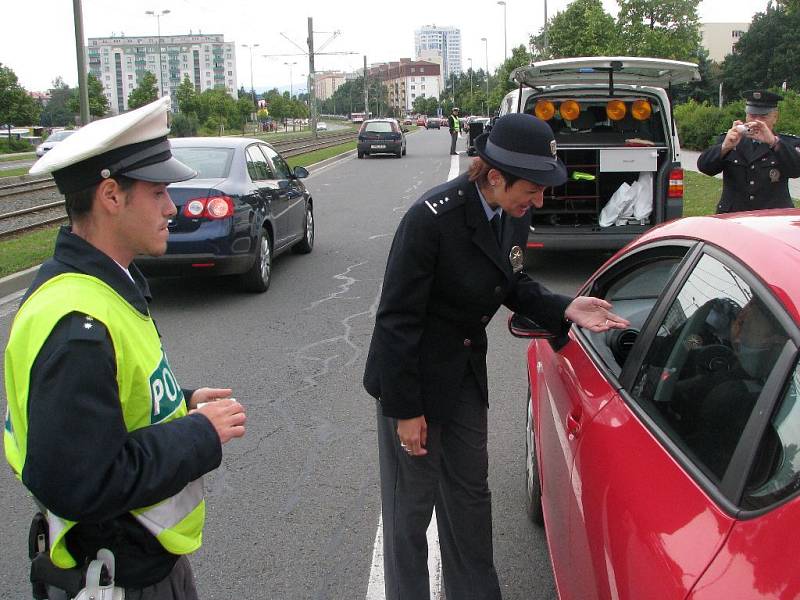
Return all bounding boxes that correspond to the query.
[698,90,800,213]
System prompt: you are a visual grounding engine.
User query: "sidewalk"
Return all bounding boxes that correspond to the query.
[681,149,800,199]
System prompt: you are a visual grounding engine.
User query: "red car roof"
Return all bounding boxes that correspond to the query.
[631,209,800,323]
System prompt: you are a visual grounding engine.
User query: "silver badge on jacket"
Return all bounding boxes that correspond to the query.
[509,245,524,273]
[769,168,781,183]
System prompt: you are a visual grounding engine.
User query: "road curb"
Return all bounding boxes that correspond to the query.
[0,264,38,301]
[305,148,356,172]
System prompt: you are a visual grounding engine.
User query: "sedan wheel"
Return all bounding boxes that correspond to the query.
[526,393,545,525]
[292,204,314,254]
[241,228,272,293]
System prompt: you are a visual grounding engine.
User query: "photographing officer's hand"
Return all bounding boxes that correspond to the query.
[397,416,428,457]
[194,398,246,444]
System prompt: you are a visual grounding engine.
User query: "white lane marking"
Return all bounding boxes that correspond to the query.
[365,510,442,600]
[367,149,459,600]
[448,153,460,182]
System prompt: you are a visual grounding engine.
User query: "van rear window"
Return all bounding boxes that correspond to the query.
[523,97,667,147]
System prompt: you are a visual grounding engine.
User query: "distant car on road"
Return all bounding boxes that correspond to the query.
[357,118,407,158]
[511,209,800,599]
[135,137,314,293]
[316,121,328,131]
[425,117,441,130]
[416,116,427,127]
[35,129,75,157]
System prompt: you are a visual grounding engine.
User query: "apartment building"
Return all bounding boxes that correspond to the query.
[701,23,750,62]
[87,33,238,114]
[367,59,442,114]
[315,71,347,101]
[414,25,462,80]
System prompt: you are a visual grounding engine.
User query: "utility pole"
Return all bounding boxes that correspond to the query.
[72,0,89,125]
[543,0,549,56]
[363,55,368,120]
[307,17,317,139]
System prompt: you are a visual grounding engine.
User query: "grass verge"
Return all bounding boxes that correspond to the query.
[0,225,59,279]
[0,167,31,178]
[286,142,356,169]
[0,153,35,163]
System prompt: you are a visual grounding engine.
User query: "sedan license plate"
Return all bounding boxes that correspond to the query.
[371,144,386,149]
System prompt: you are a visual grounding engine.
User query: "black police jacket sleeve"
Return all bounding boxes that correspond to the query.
[22,315,222,523]
[369,203,439,419]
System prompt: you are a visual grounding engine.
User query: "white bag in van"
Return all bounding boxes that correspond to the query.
[599,182,635,227]
[632,172,653,221]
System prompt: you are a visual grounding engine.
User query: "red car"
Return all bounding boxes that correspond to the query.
[511,210,800,599]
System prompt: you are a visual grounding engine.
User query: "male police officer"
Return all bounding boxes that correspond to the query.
[448,107,463,155]
[698,90,800,213]
[4,97,246,599]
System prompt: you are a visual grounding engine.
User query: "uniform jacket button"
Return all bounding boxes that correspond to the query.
[494,286,503,296]
[463,338,472,347]
[481,315,490,324]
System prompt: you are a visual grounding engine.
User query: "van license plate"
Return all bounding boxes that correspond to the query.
[372,144,386,149]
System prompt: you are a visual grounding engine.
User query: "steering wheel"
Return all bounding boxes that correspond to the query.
[690,344,737,374]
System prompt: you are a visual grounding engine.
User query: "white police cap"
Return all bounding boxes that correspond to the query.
[30,96,196,194]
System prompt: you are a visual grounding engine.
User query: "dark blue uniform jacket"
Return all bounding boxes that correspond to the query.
[363,173,572,422]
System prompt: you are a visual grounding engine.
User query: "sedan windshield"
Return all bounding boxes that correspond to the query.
[48,130,74,142]
[171,147,234,179]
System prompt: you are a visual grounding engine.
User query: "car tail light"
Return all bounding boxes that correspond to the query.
[632,99,652,120]
[535,100,556,121]
[181,195,234,219]
[668,168,684,198]
[559,100,580,121]
[606,100,627,121]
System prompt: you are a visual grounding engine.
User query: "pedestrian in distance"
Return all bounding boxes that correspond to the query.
[3,97,246,600]
[697,89,800,213]
[448,106,464,155]
[363,112,630,600]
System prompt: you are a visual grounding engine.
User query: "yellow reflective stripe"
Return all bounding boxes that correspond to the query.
[133,478,204,536]
[155,499,205,554]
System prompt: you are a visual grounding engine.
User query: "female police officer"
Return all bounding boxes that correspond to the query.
[363,113,629,599]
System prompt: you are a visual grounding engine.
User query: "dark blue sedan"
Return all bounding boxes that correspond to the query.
[135,137,314,293]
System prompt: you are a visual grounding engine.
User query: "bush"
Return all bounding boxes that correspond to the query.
[675,90,800,151]
[171,112,199,137]
[0,137,34,153]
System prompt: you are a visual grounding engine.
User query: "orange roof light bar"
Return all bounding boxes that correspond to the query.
[535,100,556,121]
[559,100,580,121]
[606,99,627,121]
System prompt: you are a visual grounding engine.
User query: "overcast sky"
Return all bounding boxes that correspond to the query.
[3,0,770,93]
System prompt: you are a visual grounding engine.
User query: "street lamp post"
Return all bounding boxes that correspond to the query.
[497,1,507,62]
[284,61,297,99]
[481,37,489,116]
[241,43,260,106]
[145,9,170,98]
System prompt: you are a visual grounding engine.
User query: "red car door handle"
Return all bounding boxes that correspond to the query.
[567,412,582,440]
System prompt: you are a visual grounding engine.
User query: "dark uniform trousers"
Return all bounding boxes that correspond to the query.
[377,368,501,600]
[46,557,198,600]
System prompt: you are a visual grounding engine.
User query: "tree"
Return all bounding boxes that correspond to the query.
[488,46,534,113]
[720,4,800,99]
[533,0,619,59]
[198,88,237,135]
[615,0,702,61]
[40,77,75,127]
[127,71,159,110]
[175,75,200,115]
[67,73,108,119]
[0,63,41,127]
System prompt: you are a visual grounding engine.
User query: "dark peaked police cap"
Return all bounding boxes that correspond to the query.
[743,90,783,115]
[474,113,567,187]
[29,96,196,194]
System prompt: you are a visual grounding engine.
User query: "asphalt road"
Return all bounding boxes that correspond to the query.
[0,128,606,599]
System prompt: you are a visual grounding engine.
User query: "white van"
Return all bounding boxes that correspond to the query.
[501,57,700,251]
